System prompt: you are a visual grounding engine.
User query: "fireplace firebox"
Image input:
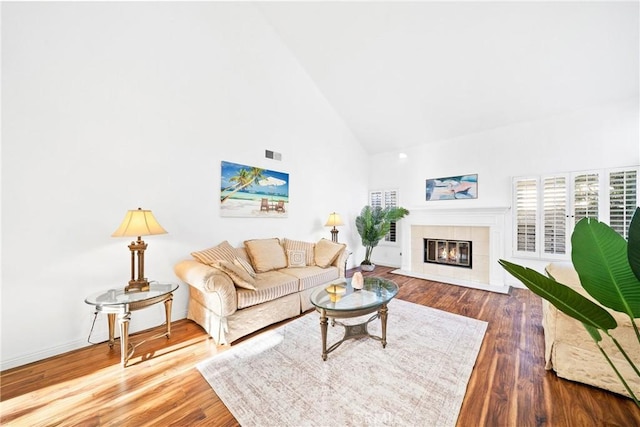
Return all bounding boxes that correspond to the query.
[424,238,472,269]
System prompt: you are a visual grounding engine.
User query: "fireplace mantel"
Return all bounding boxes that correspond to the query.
[398,206,511,292]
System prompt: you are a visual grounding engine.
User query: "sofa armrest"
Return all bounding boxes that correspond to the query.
[174,259,237,317]
[332,248,351,278]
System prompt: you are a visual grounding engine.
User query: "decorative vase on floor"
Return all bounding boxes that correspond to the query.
[360,263,375,272]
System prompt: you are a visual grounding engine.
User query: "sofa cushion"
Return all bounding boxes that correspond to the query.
[279,266,340,292]
[286,250,306,268]
[191,240,237,264]
[244,238,287,273]
[211,260,256,290]
[236,270,299,309]
[283,238,316,266]
[314,238,346,268]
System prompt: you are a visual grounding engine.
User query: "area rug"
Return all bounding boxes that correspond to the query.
[197,298,487,427]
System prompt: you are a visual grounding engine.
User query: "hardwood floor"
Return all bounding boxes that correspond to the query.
[2,266,639,426]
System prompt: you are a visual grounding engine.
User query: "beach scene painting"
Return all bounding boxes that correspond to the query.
[220,161,289,218]
[426,174,478,201]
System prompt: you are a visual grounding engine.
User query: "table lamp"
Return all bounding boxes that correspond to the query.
[325,212,344,243]
[112,208,167,292]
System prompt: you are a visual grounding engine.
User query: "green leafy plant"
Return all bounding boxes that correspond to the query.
[355,205,409,266]
[499,207,640,407]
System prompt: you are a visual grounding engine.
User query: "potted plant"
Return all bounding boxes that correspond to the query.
[355,205,409,271]
[499,207,640,407]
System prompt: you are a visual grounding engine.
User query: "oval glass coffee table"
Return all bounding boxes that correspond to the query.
[309,276,399,360]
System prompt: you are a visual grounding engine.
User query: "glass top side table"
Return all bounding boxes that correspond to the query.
[85,283,178,366]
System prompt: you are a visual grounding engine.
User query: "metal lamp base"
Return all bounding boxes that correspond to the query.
[125,279,150,293]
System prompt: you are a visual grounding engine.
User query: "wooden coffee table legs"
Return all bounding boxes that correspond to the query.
[319,303,389,361]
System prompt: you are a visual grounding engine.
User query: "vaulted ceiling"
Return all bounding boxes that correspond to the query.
[257,2,639,154]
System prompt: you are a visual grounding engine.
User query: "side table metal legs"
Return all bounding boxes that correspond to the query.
[104,295,173,366]
[318,303,390,360]
[105,312,133,365]
[320,309,329,361]
[380,304,388,348]
[107,313,116,348]
[164,295,173,338]
[119,312,131,366]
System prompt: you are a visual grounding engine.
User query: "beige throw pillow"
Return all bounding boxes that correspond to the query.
[283,238,316,266]
[234,257,257,278]
[287,250,306,268]
[191,240,237,265]
[211,260,256,290]
[244,238,287,273]
[315,238,346,268]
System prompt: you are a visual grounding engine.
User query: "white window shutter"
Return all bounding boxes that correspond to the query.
[609,168,638,239]
[573,172,599,225]
[515,178,538,253]
[369,189,399,243]
[370,191,383,209]
[543,176,567,255]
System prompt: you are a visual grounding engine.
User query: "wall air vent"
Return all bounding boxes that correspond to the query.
[265,150,282,161]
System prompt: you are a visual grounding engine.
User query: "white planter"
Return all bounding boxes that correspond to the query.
[360,264,375,272]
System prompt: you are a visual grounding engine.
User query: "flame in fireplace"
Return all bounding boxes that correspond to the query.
[441,247,458,261]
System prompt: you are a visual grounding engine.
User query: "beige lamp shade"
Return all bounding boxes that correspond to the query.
[324,212,344,227]
[112,208,168,238]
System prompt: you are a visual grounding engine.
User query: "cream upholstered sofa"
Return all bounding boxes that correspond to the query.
[544,262,640,397]
[174,237,347,345]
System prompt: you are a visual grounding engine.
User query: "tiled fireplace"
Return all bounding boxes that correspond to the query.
[424,238,472,268]
[398,207,510,292]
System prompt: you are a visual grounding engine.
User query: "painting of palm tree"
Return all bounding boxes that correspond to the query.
[221,166,265,203]
[220,161,289,218]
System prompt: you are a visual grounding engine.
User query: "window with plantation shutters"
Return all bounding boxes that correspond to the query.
[370,191,383,209]
[573,173,599,224]
[515,178,537,253]
[513,166,638,260]
[369,189,399,243]
[384,190,398,242]
[543,176,567,255]
[609,169,637,239]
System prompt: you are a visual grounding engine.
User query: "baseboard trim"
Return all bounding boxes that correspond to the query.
[1,339,90,372]
[1,309,188,371]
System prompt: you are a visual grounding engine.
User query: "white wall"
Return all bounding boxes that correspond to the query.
[1,2,368,369]
[3,1,638,370]
[369,98,640,271]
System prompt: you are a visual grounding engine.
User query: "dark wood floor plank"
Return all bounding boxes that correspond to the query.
[2,266,639,426]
